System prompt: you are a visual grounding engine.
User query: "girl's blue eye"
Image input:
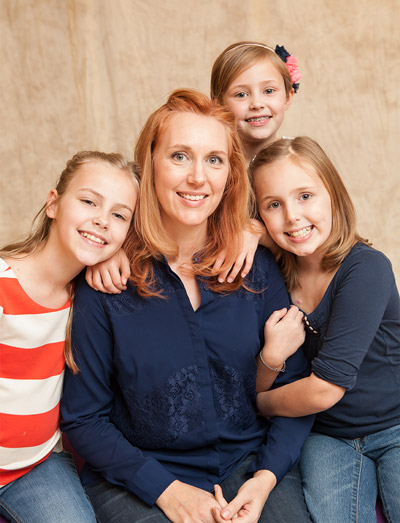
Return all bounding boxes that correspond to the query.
[113,212,127,221]
[300,193,312,201]
[264,88,275,95]
[235,92,247,99]
[81,199,95,206]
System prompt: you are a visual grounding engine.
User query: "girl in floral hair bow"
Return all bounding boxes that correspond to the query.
[211,41,301,165]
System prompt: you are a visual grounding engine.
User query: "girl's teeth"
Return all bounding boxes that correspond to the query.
[180,193,206,201]
[246,116,269,122]
[80,232,105,244]
[287,226,312,238]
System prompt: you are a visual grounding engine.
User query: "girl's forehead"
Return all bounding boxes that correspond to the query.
[231,57,283,85]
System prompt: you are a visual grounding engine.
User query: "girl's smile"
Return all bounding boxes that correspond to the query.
[254,158,332,261]
[222,58,293,149]
[46,162,137,270]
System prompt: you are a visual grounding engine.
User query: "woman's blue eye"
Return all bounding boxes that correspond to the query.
[208,156,222,165]
[172,152,186,162]
[267,201,280,210]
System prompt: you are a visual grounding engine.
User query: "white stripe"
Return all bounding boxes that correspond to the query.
[0,431,61,470]
[1,309,69,348]
[0,372,64,415]
[0,259,11,274]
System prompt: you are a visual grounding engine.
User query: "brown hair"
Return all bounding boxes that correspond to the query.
[211,41,293,104]
[249,137,370,291]
[123,88,250,296]
[1,151,139,373]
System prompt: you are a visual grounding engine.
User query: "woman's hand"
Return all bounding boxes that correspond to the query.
[215,220,266,283]
[156,480,231,523]
[212,470,276,523]
[85,248,130,293]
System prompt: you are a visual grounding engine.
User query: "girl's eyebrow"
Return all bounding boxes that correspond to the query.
[259,185,318,202]
[229,79,281,90]
[78,188,134,212]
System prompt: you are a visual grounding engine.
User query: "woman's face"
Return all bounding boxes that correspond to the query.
[152,112,230,240]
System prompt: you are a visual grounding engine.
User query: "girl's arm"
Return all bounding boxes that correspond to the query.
[85,248,130,293]
[257,372,345,417]
[215,220,274,283]
[257,247,396,418]
[85,220,274,291]
[256,305,305,392]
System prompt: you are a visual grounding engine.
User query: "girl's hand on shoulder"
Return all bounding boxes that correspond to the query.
[156,480,230,523]
[212,470,276,523]
[215,220,266,284]
[261,305,305,367]
[85,248,131,294]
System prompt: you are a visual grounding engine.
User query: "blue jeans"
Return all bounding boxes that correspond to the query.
[86,454,311,522]
[300,424,400,523]
[0,451,96,523]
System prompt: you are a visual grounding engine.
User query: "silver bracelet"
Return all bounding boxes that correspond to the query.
[259,351,286,372]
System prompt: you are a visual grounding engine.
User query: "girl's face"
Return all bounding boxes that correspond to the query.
[46,162,137,268]
[152,111,229,240]
[254,158,332,261]
[222,58,293,149]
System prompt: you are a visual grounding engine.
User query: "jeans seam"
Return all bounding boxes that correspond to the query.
[354,452,363,523]
[0,498,24,523]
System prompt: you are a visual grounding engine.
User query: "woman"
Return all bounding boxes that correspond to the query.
[61,90,313,523]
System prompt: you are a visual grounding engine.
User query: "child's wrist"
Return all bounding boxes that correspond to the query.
[259,348,286,372]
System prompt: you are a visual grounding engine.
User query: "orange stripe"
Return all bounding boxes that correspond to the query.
[0,278,70,314]
[0,451,52,485]
[0,406,60,448]
[0,343,65,379]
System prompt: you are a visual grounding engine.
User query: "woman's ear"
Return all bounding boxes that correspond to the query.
[46,189,59,219]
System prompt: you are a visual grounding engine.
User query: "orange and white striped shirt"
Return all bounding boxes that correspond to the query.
[0,258,70,486]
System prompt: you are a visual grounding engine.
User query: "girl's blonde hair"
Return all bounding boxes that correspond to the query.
[211,41,293,103]
[249,137,370,291]
[124,88,250,296]
[1,151,139,373]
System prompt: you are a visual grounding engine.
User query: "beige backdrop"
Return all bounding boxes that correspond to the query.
[1,0,399,281]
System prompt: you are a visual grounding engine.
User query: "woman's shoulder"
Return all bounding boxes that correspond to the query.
[245,246,283,289]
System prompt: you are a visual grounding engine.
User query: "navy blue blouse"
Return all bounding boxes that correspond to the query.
[61,247,312,506]
[300,243,400,438]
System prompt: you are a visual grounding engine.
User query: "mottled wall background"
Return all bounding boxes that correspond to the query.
[1,0,399,280]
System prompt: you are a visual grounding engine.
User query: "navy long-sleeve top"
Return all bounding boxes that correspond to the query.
[61,247,313,506]
[301,243,400,438]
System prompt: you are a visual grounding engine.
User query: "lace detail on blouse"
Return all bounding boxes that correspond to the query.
[111,365,204,448]
[209,359,257,429]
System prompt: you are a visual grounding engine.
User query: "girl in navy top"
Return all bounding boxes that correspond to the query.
[252,137,400,523]
[61,91,313,523]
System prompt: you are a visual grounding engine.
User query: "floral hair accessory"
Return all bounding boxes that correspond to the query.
[275,45,302,93]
